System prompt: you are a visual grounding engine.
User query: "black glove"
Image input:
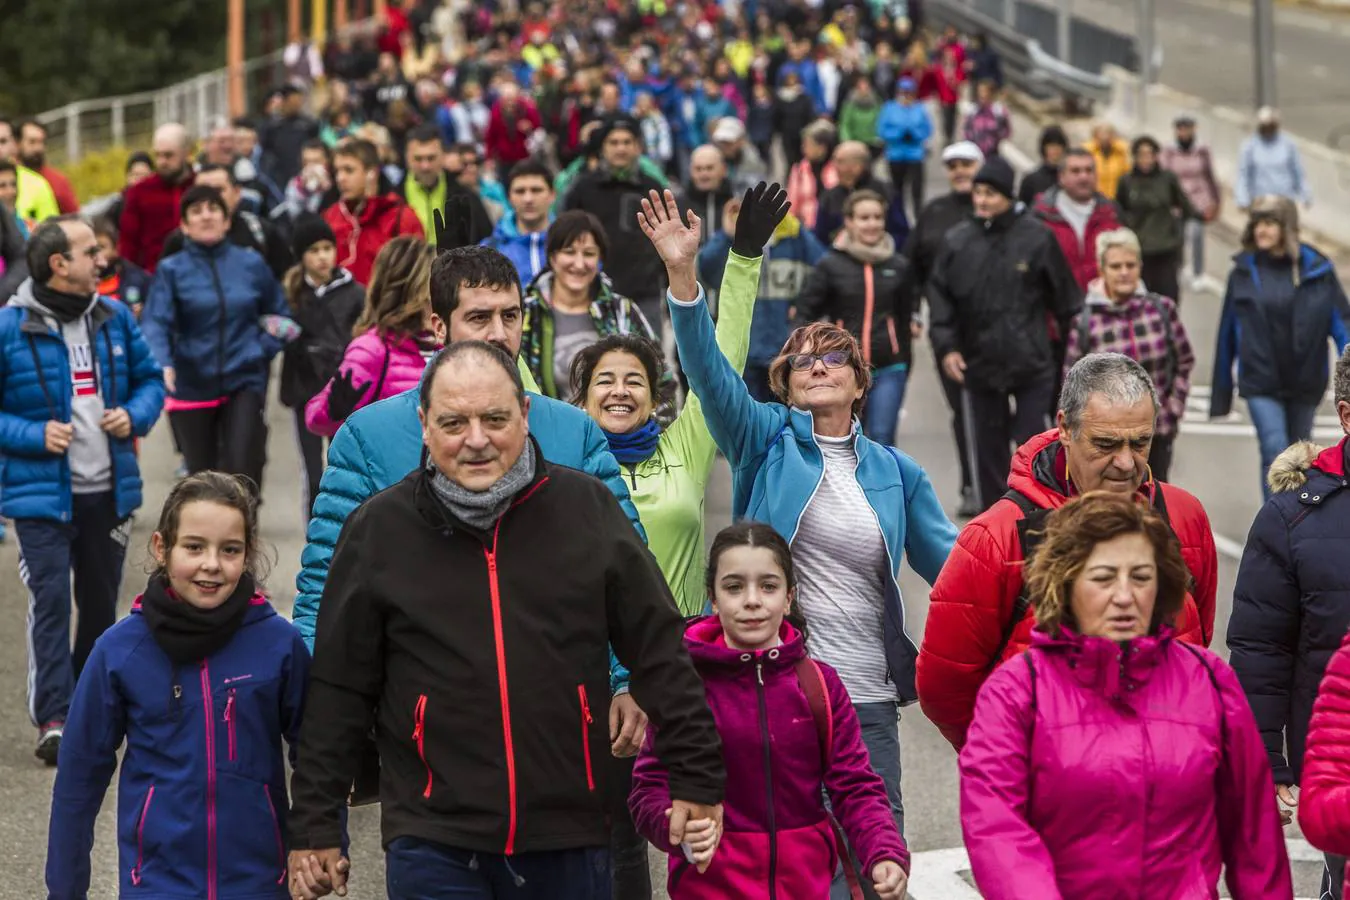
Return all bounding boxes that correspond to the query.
[731,182,791,258]
[326,367,369,423]
[432,194,475,254]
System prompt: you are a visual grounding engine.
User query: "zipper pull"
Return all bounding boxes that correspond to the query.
[579,687,593,724]
[224,690,234,723]
[171,683,183,719]
[756,660,764,686]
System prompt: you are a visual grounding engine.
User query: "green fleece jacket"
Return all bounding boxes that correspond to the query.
[839,98,882,147]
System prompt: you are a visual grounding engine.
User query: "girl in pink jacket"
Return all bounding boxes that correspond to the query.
[630,521,909,900]
[305,236,441,437]
[959,492,1292,899]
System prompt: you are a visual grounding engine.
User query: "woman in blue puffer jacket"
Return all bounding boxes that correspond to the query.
[141,185,291,496]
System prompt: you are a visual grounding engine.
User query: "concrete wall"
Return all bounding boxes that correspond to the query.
[1101,65,1350,249]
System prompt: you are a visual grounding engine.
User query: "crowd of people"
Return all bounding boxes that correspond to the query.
[3,0,1350,898]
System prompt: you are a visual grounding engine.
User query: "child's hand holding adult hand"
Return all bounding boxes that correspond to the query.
[871,859,908,899]
[288,849,349,899]
[666,801,724,873]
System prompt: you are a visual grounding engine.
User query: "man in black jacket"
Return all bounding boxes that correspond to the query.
[905,139,983,517]
[928,157,1082,513]
[288,341,724,899]
[1016,125,1067,207]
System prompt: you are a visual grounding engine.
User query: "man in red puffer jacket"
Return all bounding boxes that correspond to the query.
[1033,148,1121,291]
[917,353,1217,750]
[323,138,423,286]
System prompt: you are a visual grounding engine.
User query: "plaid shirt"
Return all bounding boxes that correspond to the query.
[1063,285,1196,436]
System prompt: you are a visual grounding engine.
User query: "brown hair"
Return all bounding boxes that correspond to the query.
[1024,491,1189,635]
[705,521,809,639]
[150,471,271,582]
[844,188,887,219]
[767,322,872,417]
[353,235,436,338]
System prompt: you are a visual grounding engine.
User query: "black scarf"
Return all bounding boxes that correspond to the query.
[140,573,255,665]
[32,281,94,324]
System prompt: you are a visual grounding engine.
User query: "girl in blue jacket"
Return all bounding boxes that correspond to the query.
[46,471,313,900]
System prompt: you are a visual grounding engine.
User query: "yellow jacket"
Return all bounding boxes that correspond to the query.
[1087,137,1131,200]
[17,165,59,227]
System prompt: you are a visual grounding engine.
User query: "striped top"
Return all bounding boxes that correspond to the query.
[791,432,893,703]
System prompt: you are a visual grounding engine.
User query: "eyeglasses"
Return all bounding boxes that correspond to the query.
[63,247,101,261]
[787,350,851,371]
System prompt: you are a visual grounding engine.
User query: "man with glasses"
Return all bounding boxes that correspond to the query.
[905,140,984,517]
[0,216,164,763]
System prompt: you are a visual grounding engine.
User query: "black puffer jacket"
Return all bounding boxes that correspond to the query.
[1230,437,1350,785]
[796,235,917,370]
[904,190,972,293]
[278,268,365,408]
[927,206,1083,392]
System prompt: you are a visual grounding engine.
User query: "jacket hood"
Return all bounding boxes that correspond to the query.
[1267,438,1348,493]
[1008,429,1160,509]
[1084,277,1148,311]
[1233,242,1332,287]
[8,277,100,319]
[683,616,807,673]
[1241,194,1301,259]
[1031,625,1176,701]
[343,192,408,225]
[771,213,803,243]
[1033,186,1116,225]
[489,210,553,242]
[833,230,896,264]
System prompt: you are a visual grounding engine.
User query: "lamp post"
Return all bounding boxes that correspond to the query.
[228,0,245,117]
[1254,0,1277,108]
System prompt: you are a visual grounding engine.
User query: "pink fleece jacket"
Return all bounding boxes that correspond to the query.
[959,627,1292,899]
[630,619,908,898]
[304,328,432,437]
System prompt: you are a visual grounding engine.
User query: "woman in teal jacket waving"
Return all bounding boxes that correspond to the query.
[646,186,957,852]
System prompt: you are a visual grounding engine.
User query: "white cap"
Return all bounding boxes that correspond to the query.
[942,141,985,164]
[1256,106,1279,126]
[711,118,746,143]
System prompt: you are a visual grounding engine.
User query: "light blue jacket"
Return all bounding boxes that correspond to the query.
[293,383,645,691]
[1236,132,1310,208]
[877,100,933,163]
[668,287,958,703]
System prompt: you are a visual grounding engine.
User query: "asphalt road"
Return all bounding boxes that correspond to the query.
[1028,0,1350,147]
[7,121,1344,896]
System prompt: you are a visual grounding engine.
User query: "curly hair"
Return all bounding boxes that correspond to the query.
[767,322,872,417]
[1024,491,1189,636]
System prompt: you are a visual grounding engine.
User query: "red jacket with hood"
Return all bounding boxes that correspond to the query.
[322,192,424,286]
[118,171,196,273]
[916,429,1218,750]
[484,99,542,167]
[1033,187,1122,292]
[1299,629,1350,899]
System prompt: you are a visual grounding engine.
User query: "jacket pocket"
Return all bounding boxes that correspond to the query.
[412,694,432,799]
[578,685,595,792]
[130,784,155,885]
[263,785,287,886]
[224,688,237,762]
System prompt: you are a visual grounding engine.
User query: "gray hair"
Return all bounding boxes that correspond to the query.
[1095,227,1141,274]
[1335,346,1350,407]
[1059,352,1159,433]
[27,215,89,284]
[419,340,525,412]
[803,119,837,147]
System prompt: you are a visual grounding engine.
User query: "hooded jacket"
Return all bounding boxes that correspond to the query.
[1299,629,1350,899]
[667,285,958,703]
[1230,438,1350,785]
[140,239,291,403]
[46,594,310,900]
[321,193,424,287]
[796,233,916,371]
[928,206,1083,393]
[917,430,1218,749]
[481,212,553,286]
[877,100,933,163]
[484,98,543,166]
[631,619,908,898]
[118,171,196,273]
[1115,166,1197,257]
[1086,136,1131,200]
[1212,241,1349,414]
[1033,187,1123,292]
[839,92,883,147]
[960,628,1292,899]
[0,282,164,522]
[304,328,433,437]
[287,459,723,854]
[279,269,365,409]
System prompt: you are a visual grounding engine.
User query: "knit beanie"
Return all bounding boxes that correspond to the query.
[291,214,336,259]
[973,157,1016,200]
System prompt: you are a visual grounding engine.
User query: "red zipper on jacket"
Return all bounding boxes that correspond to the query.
[861,263,875,364]
[886,316,900,356]
[413,694,432,798]
[224,689,236,762]
[482,477,550,855]
[578,685,595,792]
[263,784,287,885]
[200,661,218,900]
[130,784,155,885]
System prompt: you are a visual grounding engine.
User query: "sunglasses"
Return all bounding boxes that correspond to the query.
[788,350,851,371]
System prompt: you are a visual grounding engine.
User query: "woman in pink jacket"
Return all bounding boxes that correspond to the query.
[305,236,440,437]
[1299,629,1350,899]
[959,491,1292,900]
[630,521,909,900]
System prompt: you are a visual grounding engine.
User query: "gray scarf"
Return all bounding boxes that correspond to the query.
[426,439,537,531]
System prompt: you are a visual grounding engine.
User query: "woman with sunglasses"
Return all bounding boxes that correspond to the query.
[646,186,958,870]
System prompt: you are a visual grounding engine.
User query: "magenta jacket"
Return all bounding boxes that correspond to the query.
[959,627,1292,900]
[630,619,907,899]
[304,328,433,437]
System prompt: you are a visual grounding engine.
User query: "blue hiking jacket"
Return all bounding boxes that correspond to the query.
[877,101,933,163]
[140,240,289,402]
[481,213,552,287]
[692,95,738,146]
[0,282,164,522]
[46,596,309,899]
[292,383,646,690]
[668,286,958,702]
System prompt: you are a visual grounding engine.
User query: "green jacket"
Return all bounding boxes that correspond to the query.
[553,156,668,213]
[839,98,882,147]
[1115,167,1197,256]
[404,174,448,238]
[625,251,757,614]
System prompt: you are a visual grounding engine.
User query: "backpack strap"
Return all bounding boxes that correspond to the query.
[1076,311,1092,363]
[993,489,1050,664]
[1145,292,1178,396]
[794,657,864,900]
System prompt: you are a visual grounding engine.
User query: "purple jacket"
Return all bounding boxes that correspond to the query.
[304,328,432,437]
[630,619,907,898]
[959,627,1292,900]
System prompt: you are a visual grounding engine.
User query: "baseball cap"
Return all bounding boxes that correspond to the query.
[941,141,985,165]
[711,119,747,143]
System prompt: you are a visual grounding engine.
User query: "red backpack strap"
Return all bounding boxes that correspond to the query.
[795,658,864,900]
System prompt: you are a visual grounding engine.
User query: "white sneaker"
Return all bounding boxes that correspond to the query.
[1190,274,1224,295]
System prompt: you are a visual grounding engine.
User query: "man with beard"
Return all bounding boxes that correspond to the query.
[118,123,196,273]
[17,119,78,213]
[0,117,59,228]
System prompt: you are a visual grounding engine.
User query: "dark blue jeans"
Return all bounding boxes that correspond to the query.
[386,837,611,899]
[863,364,910,446]
[1247,395,1318,500]
[830,700,903,900]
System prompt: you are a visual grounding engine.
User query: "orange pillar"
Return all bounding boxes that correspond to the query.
[227,0,246,117]
[289,0,303,43]
[374,0,388,19]
[334,0,349,33]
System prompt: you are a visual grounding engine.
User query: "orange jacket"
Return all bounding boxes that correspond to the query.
[916,429,1217,750]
